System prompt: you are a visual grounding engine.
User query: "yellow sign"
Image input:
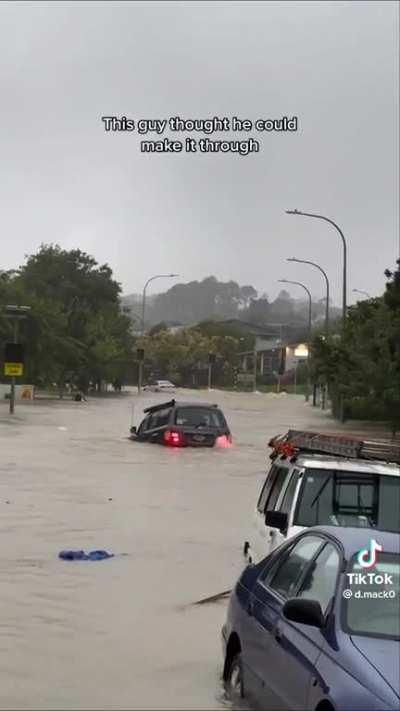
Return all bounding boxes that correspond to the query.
[4,363,24,376]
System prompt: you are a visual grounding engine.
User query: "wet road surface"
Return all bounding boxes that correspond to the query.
[0,389,377,710]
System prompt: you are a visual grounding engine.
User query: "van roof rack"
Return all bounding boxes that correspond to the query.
[268,430,400,464]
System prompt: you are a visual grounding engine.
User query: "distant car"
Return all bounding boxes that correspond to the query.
[222,526,400,711]
[130,399,232,447]
[142,380,175,393]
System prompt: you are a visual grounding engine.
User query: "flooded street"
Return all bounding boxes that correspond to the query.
[0,390,373,710]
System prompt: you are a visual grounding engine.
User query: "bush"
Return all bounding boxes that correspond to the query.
[344,396,388,421]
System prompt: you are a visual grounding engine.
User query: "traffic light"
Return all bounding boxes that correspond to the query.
[136,348,144,361]
[208,352,216,364]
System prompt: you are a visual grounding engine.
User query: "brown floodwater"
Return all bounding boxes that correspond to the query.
[0,389,364,710]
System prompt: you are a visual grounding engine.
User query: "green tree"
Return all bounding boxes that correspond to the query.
[139,325,241,387]
[311,261,400,434]
[0,245,134,394]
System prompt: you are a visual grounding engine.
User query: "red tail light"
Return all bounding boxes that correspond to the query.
[164,430,183,446]
[216,433,233,448]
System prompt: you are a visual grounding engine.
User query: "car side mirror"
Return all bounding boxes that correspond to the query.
[283,598,325,628]
[264,510,288,533]
[130,426,137,434]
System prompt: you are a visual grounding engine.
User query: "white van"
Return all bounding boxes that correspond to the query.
[244,431,400,564]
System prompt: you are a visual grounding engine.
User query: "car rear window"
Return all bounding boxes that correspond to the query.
[294,469,400,532]
[174,407,225,428]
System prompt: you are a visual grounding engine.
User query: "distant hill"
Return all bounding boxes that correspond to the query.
[120,276,340,330]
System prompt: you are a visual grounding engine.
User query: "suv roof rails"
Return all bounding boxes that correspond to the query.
[269,430,400,464]
[143,399,175,414]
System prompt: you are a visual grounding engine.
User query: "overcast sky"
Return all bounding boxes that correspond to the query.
[1,1,398,306]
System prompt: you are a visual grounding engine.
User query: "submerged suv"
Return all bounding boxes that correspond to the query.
[130,399,232,447]
[244,430,400,564]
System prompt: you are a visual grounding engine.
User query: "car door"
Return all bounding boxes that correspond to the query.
[276,467,305,541]
[252,536,341,710]
[242,535,323,706]
[262,464,292,554]
[252,464,290,561]
[145,408,172,442]
[136,414,152,440]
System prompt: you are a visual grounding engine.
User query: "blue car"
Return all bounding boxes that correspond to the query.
[222,527,400,710]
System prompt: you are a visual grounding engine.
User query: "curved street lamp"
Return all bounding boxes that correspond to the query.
[286,210,347,327]
[278,279,312,334]
[141,273,179,334]
[352,288,371,299]
[287,257,330,334]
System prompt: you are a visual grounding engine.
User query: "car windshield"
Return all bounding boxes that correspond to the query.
[343,553,400,639]
[294,469,400,532]
[174,407,224,428]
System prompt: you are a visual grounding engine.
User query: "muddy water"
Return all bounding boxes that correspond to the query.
[0,390,343,709]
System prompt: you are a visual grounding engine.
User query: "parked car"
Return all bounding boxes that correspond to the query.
[142,380,175,393]
[129,399,232,447]
[222,526,400,711]
[244,430,400,564]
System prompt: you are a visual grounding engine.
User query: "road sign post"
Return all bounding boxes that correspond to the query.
[4,339,25,414]
[1,305,31,415]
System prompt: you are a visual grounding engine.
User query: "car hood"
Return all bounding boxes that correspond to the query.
[351,636,400,700]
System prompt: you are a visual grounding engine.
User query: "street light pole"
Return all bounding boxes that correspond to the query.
[279,279,312,334]
[287,257,330,334]
[286,210,347,327]
[278,279,312,401]
[141,273,179,335]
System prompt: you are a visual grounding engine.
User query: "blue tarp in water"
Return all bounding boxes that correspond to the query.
[59,550,114,561]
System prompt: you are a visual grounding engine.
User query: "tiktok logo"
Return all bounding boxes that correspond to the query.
[356,539,383,569]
